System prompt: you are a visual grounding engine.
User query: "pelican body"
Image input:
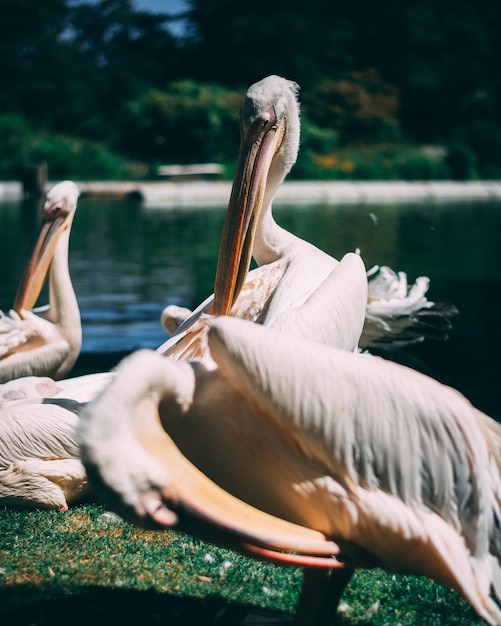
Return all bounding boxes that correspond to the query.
[79,316,501,625]
[0,181,82,382]
[0,368,115,510]
[0,393,88,510]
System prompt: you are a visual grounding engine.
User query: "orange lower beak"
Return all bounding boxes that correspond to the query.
[131,396,378,570]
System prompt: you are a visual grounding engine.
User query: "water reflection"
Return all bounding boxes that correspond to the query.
[0,196,500,420]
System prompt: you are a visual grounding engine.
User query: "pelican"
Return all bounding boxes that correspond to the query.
[0,180,82,383]
[158,76,456,360]
[79,316,501,625]
[157,75,368,361]
[0,395,88,510]
[0,368,114,509]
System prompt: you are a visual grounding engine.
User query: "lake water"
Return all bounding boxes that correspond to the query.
[0,195,500,421]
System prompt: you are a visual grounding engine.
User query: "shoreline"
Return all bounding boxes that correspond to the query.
[1,179,501,206]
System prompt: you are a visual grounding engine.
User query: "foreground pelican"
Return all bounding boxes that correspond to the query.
[79,316,501,625]
[0,181,82,382]
[158,76,456,360]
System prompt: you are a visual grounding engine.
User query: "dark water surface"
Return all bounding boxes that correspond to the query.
[1,195,500,420]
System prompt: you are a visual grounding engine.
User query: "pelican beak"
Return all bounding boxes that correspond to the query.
[213,108,286,316]
[13,201,71,313]
[126,396,374,570]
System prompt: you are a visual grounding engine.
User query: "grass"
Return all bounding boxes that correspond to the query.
[0,501,487,625]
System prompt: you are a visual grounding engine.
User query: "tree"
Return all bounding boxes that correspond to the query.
[117,80,241,163]
[182,0,501,147]
[0,0,70,118]
[0,0,183,140]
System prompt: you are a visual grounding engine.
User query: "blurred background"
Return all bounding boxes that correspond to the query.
[1,0,500,182]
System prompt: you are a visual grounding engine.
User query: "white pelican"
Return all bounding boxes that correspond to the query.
[158,76,456,360]
[0,395,88,510]
[0,369,113,509]
[158,75,368,360]
[0,180,82,383]
[79,316,501,626]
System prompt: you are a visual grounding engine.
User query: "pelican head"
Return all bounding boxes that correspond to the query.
[13,181,80,313]
[213,76,300,315]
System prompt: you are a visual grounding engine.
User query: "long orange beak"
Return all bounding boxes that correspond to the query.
[155,109,287,358]
[212,108,286,316]
[13,204,70,313]
[127,396,377,570]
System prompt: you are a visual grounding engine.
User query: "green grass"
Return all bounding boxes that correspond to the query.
[0,502,486,625]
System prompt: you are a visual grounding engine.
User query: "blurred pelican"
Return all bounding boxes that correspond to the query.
[158,76,456,360]
[0,181,82,382]
[79,316,501,625]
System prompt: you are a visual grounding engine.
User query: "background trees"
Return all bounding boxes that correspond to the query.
[0,0,500,179]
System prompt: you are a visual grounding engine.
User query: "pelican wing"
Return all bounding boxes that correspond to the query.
[361,265,458,347]
[208,316,500,544]
[207,317,501,623]
[157,253,366,360]
[0,338,70,383]
[260,252,367,351]
[0,308,72,382]
[0,399,81,467]
[0,397,87,510]
[0,310,33,357]
[156,262,286,360]
[54,371,115,403]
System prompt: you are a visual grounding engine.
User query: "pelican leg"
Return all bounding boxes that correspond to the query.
[293,568,355,626]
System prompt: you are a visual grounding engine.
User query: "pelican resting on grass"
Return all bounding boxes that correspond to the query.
[0,369,116,509]
[0,394,88,510]
[0,180,82,383]
[79,316,501,626]
[0,181,112,509]
[158,75,456,361]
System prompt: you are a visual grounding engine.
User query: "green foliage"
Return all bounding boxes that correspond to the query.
[0,0,500,179]
[301,70,402,145]
[0,115,34,176]
[292,144,451,181]
[28,134,144,180]
[117,80,242,163]
[0,114,141,180]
